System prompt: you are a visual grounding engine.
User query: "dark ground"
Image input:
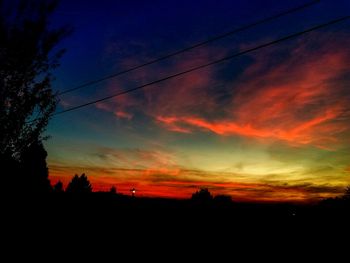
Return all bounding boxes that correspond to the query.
[3,193,349,258]
[6,192,349,226]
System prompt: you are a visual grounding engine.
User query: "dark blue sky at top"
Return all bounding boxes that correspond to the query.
[50,0,349,95]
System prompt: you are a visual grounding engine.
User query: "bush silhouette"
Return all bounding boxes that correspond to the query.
[66,173,92,194]
[53,181,64,193]
[109,186,117,194]
[191,188,213,204]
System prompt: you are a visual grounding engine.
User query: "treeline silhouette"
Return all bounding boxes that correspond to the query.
[2,139,349,220]
[1,133,349,222]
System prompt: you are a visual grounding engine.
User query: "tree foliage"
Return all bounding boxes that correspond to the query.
[0,0,69,159]
[2,138,52,194]
[20,139,52,193]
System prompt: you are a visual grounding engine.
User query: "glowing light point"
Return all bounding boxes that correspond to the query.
[130,188,136,197]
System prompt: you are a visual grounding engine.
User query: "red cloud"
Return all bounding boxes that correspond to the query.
[157,104,345,147]
[95,88,137,119]
[96,48,222,122]
[156,33,350,148]
[96,33,350,148]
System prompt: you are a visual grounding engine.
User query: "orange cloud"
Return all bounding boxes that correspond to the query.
[96,33,350,149]
[156,116,192,133]
[157,104,345,147]
[156,34,350,148]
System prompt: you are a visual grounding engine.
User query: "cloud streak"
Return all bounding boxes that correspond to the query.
[155,33,350,148]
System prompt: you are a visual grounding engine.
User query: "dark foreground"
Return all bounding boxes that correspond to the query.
[6,193,349,224]
[3,193,349,256]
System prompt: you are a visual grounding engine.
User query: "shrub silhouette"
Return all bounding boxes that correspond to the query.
[109,186,117,194]
[53,181,64,193]
[66,173,92,194]
[191,188,213,204]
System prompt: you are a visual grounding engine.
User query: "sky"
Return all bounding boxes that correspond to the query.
[45,0,350,202]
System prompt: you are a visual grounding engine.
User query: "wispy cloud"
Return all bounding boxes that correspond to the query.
[156,33,350,148]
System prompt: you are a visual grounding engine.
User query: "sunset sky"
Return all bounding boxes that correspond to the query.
[45,0,350,202]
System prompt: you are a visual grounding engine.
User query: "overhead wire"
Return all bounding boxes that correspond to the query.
[57,1,320,95]
[53,15,350,116]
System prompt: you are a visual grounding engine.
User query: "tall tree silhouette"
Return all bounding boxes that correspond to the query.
[0,0,69,160]
[66,174,92,194]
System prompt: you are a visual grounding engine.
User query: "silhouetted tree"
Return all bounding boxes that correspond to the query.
[3,139,52,194]
[66,173,92,194]
[0,0,70,160]
[19,139,52,193]
[1,153,21,193]
[110,186,117,194]
[0,0,70,195]
[53,181,64,193]
[191,188,213,204]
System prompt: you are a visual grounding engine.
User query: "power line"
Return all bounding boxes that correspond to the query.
[53,15,350,116]
[57,0,320,95]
